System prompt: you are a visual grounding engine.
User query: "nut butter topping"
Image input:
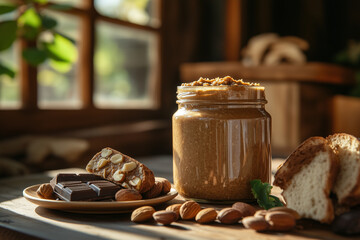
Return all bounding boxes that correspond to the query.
[181,76,259,86]
[178,76,266,103]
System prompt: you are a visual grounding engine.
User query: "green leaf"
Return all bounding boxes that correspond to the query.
[18,7,42,40]
[41,15,57,29]
[33,0,48,4]
[48,3,72,11]
[0,62,15,78]
[49,59,72,73]
[44,33,77,63]
[0,4,16,15]
[0,20,17,51]
[22,48,47,66]
[250,179,284,210]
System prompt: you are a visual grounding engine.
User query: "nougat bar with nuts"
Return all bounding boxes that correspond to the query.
[86,148,155,193]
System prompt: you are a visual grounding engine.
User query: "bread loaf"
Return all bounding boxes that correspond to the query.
[273,137,339,223]
[86,148,155,193]
[327,133,360,206]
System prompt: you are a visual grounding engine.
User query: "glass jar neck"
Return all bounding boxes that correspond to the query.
[176,85,267,106]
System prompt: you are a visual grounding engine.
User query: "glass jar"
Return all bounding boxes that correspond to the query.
[172,85,271,202]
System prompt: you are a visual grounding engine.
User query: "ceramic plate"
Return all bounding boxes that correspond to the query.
[23,184,178,214]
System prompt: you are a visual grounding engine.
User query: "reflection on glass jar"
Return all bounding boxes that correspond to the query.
[172,81,271,202]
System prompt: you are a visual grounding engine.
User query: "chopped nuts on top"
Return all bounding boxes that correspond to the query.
[101,148,112,158]
[97,158,110,169]
[110,154,124,164]
[113,170,125,182]
[121,162,137,172]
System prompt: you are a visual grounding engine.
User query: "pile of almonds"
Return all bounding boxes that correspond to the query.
[131,200,300,232]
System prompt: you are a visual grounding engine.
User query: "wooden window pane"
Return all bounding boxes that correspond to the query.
[0,44,20,109]
[94,20,159,109]
[37,11,81,109]
[0,12,20,109]
[94,0,161,27]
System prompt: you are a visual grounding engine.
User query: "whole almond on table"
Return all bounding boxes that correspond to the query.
[195,208,217,224]
[232,202,256,217]
[155,177,172,194]
[131,206,155,223]
[265,211,296,231]
[268,207,301,220]
[217,208,242,224]
[153,210,178,225]
[166,204,182,218]
[142,181,163,199]
[115,189,142,201]
[179,201,201,220]
[36,183,54,199]
[254,210,267,218]
[242,216,270,231]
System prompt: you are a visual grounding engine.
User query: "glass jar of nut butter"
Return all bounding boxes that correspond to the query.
[172,76,271,202]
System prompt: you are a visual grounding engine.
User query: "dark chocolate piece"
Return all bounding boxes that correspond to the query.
[50,173,103,188]
[55,182,98,201]
[88,180,121,198]
[51,174,121,201]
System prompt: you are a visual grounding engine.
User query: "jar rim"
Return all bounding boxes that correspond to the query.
[177,85,265,91]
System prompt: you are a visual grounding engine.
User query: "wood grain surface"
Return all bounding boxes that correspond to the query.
[0,157,358,240]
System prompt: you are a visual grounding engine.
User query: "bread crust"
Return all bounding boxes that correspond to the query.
[274,137,332,190]
[274,137,339,224]
[327,133,360,206]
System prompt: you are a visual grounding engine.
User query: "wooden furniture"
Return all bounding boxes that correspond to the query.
[0,156,358,240]
[180,62,356,156]
[331,95,360,137]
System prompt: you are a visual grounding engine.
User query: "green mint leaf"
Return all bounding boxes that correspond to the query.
[250,179,283,210]
[0,5,16,15]
[0,20,17,51]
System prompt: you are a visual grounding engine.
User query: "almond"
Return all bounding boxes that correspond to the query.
[166,204,182,218]
[254,210,267,218]
[179,201,201,220]
[155,177,171,194]
[242,216,270,231]
[115,189,142,201]
[268,207,301,220]
[265,211,296,231]
[36,183,54,199]
[232,202,256,217]
[153,210,178,225]
[131,206,155,223]
[217,208,242,224]
[195,208,217,224]
[142,181,163,199]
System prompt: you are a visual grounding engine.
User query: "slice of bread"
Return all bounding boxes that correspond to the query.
[273,137,339,224]
[327,133,360,206]
[86,148,155,193]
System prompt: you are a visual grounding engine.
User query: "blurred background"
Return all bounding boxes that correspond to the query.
[0,0,359,176]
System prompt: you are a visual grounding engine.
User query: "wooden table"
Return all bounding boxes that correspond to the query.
[0,156,358,240]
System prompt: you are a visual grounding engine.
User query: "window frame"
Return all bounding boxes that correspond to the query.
[0,0,167,137]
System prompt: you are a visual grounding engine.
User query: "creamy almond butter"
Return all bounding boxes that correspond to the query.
[172,76,271,202]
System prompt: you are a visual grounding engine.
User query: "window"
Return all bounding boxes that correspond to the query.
[0,0,161,110]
